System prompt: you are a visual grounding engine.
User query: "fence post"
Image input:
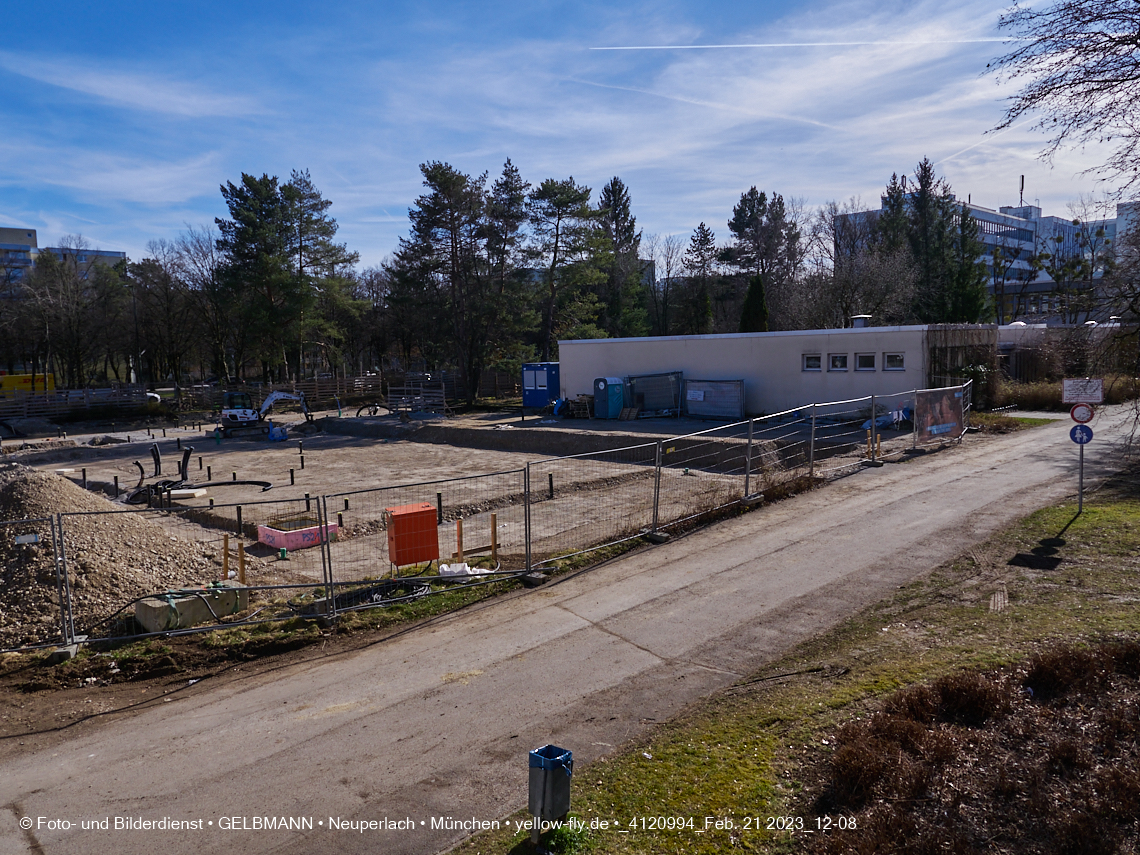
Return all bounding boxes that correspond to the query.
[319,496,337,623]
[870,394,877,462]
[50,516,67,645]
[809,404,817,478]
[913,390,919,450]
[652,440,662,534]
[744,419,754,497]
[54,515,76,644]
[524,465,532,573]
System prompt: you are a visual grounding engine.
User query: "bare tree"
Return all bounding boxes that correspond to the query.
[797,199,915,329]
[131,239,200,388]
[990,0,1140,195]
[24,236,127,388]
[176,224,235,382]
[645,233,685,335]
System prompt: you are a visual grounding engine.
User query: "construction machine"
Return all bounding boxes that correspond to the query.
[217,390,313,438]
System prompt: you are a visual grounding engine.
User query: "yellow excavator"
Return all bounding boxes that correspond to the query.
[217,390,313,438]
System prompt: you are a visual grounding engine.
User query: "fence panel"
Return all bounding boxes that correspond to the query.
[656,421,750,529]
[808,396,875,475]
[57,495,332,643]
[526,443,658,567]
[0,517,68,651]
[873,390,920,459]
[325,470,528,585]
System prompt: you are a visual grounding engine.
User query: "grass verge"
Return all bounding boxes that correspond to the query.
[461,467,1140,854]
[969,411,1056,433]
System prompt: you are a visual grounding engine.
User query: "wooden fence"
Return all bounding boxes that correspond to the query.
[0,386,150,420]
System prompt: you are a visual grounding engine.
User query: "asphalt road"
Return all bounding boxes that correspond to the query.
[1,408,1131,855]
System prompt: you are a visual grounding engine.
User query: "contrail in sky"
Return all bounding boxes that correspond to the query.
[591,39,1020,50]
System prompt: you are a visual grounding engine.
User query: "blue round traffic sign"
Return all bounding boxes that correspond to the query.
[1070,425,1093,444]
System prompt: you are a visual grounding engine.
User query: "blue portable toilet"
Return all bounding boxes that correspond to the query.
[522,362,560,408]
[593,377,624,419]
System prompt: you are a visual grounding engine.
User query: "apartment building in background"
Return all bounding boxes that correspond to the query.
[0,226,127,284]
[838,199,1139,324]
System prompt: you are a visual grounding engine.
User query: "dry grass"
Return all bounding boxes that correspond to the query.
[991,374,1140,412]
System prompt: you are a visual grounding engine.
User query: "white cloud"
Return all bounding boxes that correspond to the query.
[0,50,260,117]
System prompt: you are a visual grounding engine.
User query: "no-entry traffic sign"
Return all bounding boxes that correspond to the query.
[1070,403,1095,424]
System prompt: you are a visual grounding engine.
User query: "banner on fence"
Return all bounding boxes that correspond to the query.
[915,387,964,444]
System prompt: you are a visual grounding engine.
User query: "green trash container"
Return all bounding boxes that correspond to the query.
[529,744,572,823]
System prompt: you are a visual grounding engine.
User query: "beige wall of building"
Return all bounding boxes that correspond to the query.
[0,227,38,247]
[557,326,930,415]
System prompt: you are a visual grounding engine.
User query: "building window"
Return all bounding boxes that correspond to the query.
[855,353,875,371]
[829,354,848,371]
[802,354,821,371]
[884,353,905,371]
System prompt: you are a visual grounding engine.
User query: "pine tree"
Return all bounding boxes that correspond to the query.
[597,177,648,338]
[681,223,717,334]
[739,275,769,333]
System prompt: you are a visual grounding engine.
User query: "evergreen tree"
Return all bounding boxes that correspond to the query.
[724,187,800,332]
[528,177,602,360]
[596,177,648,337]
[681,223,717,334]
[216,173,308,380]
[948,207,990,322]
[739,274,769,333]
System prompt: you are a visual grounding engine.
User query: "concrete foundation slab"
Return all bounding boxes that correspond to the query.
[135,582,249,632]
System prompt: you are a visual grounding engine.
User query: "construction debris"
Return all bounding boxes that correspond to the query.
[0,464,217,647]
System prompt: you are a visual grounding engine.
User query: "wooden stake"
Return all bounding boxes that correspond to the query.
[238,542,246,586]
[222,534,230,580]
[491,512,498,562]
[456,518,464,563]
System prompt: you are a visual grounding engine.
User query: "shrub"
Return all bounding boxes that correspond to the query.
[932,671,1011,726]
[1024,647,1100,701]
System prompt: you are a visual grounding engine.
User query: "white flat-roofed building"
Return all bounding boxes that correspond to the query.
[558,323,995,416]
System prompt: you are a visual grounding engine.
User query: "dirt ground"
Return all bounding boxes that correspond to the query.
[0,407,948,751]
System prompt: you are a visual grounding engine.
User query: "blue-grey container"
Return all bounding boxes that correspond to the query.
[522,362,560,408]
[528,744,572,820]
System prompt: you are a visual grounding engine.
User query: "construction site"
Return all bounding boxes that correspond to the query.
[0,378,953,656]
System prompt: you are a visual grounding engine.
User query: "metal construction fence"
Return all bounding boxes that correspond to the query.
[1,383,970,653]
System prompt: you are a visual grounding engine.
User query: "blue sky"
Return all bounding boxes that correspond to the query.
[0,0,1118,266]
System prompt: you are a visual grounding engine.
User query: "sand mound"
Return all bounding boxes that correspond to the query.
[1,463,217,648]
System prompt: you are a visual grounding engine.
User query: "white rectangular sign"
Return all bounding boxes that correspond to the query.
[686,390,705,402]
[1063,378,1104,404]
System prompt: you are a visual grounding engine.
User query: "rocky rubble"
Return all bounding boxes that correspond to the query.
[0,463,218,648]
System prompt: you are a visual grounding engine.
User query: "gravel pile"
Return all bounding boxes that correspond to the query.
[0,463,217,648]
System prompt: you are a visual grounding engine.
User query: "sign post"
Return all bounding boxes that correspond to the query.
[1064,379,1101,514]
[1070,424,1093,512]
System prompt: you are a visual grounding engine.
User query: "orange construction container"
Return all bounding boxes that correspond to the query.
[385,502,439,568]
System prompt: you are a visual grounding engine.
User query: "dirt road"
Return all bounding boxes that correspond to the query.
[1,409,1130,855]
